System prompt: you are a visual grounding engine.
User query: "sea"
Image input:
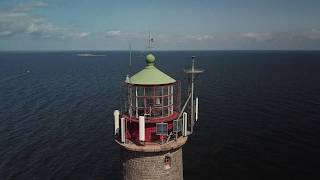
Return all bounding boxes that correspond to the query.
[0,51,319,180]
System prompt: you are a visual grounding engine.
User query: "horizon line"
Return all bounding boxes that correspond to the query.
[1,49,320,52]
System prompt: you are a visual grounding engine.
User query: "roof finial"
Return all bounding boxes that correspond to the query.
[146,54,155,66]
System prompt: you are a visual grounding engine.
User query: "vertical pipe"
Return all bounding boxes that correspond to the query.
[170,85,173,115]
[128,86,132,118]
[135,87,138,118]
[121,117,125,143]
[195,97,199,121]
[161,86,164,117]
[139,116,145,142]
[114,110,120,135]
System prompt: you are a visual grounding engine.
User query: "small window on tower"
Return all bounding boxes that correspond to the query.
[173,119,182,133]
[164,156,171,170]
[156,123,168,135]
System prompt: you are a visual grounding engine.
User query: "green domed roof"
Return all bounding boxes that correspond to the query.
[128,54,176,85]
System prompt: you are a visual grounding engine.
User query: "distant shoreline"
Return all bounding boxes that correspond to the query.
[76,53,105,57]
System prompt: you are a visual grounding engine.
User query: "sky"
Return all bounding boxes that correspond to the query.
[1,0,320,50]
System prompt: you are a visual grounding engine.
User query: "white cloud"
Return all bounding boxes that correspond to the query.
[104,30,147,40]
[14,1,47,12]
[240,32,272,42]
[0,30,12,37]
[186,34,214,41]
[77,32,90,38]
[25,22,59,35]
[0,1,89,39]
[106,30,121,37]
[302,29,320,40]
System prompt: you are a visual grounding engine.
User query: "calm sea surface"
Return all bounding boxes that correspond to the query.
[0,51,319,180]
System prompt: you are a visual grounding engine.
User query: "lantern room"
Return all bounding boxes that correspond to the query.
[120,54,182,143]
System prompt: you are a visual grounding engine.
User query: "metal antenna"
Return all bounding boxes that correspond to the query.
[184,56,204,134]
[129,43,132,67]
[147,32,154,52]
[125,44,133,83]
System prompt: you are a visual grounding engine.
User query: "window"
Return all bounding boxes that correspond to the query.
[152,107,162,117]
[173,119,182,133]
[146,98,153,106]
[156,123,168,135]
[164,156,171,170]
[138,98,144,107]
[129,84,179,118]
[145,87,154,96]
[137,86,144,96]
[138,108,144,116]
[169,106,173,115]
[132,97,136,107]
[163,97,168,106]
[163,86,168,95]
[155,87,162,96]
[163,108,168,117]
[131,87,135,97]
[168,96,173,105]
[155,97,161,105]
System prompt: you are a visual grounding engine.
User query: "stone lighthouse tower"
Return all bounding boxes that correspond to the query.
[114,53,203,180]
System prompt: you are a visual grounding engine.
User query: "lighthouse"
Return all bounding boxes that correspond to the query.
[114,53,203,180]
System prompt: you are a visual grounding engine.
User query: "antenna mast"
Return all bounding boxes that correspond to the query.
[147,32,154,52]
[129,43,132,67]
[184,56,204,134]
[125,44,133,83]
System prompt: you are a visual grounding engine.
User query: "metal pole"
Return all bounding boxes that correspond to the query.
[129,44,132,67]
[191,56,195,134]
[148,32,151,52]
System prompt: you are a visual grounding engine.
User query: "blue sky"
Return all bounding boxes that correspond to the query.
[1,0,320,50]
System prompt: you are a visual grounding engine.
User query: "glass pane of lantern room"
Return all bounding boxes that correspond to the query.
[163,86,168,95]
[145,87,154,96]
[155,87,162,106]
[132,96,136,107]
[164,97,168,106]
[155,97,162,106]
[168,95,173,105]
[155,87,162,96]
[163,108,168,117]
[146,98,153,107]
[138,97,144,107]
[137,86,144,96]
[152,107,162,117]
